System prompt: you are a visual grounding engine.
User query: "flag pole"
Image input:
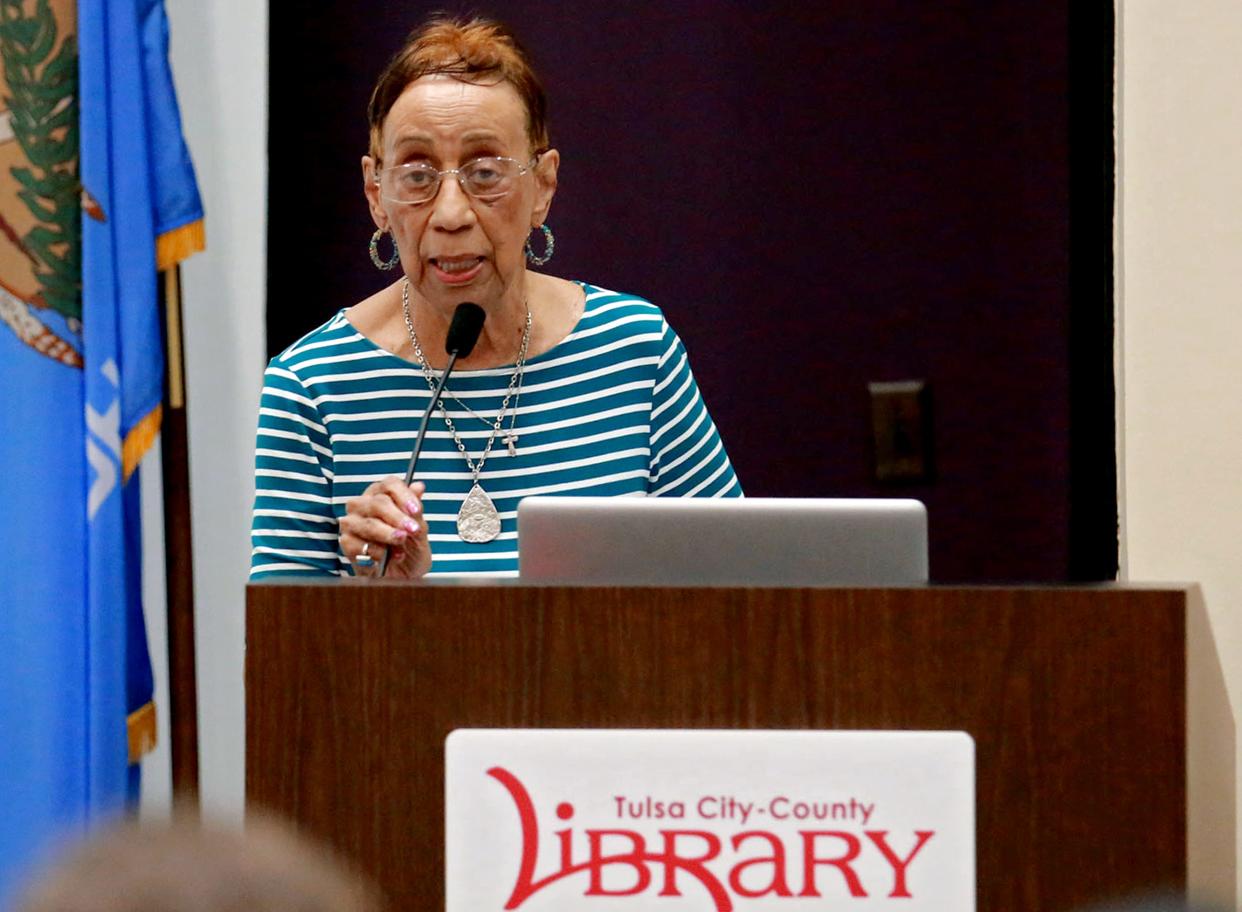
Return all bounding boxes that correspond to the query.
[160,263,200,797]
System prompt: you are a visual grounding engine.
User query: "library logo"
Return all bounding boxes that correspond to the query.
[445,730,975,911]
[487,766,935,911]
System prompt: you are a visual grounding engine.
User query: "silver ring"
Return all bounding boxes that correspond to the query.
[356,541,373,567]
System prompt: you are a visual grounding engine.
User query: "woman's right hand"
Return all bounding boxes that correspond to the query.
[340,477,432,579]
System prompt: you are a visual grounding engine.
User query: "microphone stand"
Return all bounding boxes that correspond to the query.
[377,349,460,578]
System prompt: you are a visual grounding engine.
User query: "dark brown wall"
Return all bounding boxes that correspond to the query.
[268,2,1088,581]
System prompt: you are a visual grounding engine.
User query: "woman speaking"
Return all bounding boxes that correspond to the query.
[250,16,740,580]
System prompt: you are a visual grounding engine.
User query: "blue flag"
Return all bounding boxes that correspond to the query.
[0,0,202,903]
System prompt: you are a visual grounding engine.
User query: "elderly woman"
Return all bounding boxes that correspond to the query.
[250,16,740,580]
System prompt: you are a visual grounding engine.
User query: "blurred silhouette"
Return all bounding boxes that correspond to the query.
[16,812,381,912]
[1076,894,1227,912]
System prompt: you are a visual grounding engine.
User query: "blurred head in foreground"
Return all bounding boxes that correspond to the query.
[1076,894,1227,912]
[17,814,380,912]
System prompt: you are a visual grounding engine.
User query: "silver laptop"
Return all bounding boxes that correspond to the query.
[517,497,928,585]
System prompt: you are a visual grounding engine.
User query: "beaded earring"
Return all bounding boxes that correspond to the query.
[524,223,554,266]
[369,228,400,271]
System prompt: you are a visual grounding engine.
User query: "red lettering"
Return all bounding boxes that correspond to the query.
[657,830,727,906]
[866,830,935,898]
[586,831,651,896]
[728,831,793,898]
[490,768,940,911]
[798,831,867,898]
[555,828,573,871]
[489,768,737,911]
[490,768,601,909]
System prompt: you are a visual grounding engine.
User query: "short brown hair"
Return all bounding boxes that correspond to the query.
[366,16,550,162]
[17,814,382,912]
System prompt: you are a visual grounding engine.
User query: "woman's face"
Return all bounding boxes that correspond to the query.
[363,76,557,311]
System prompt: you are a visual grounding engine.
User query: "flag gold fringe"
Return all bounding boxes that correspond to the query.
[118,219,201,768]
[127,700,157,763]
[122,404,162,481]
[155,218,205,271]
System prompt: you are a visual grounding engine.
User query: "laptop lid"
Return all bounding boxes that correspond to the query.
[517,497,928,585]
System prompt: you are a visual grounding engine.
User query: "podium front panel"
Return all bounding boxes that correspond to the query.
[246,583,1188,911]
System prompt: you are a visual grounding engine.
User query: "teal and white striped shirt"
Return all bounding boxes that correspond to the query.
[250,283,741,578]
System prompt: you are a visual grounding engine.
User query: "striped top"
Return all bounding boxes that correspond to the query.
[249,283,742,578]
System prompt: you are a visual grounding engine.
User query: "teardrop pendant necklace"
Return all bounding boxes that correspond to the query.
[402,278,531,543]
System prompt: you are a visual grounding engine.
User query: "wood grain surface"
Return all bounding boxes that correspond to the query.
[246,583,1187,911]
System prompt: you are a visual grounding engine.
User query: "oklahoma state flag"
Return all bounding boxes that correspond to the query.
[0,0,202,902]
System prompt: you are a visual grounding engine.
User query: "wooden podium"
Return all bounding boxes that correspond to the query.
[246,581,1233,911]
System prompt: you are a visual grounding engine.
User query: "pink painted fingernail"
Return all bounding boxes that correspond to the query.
[403,519,419,534]
[390,530,408,543]
[405,499,421,515]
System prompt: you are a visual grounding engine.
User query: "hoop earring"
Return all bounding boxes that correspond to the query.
[524,223,554,266]
[369,228,400,271]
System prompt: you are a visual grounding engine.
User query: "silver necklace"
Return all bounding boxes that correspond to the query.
[407,305,529,455]
[440,386,524,456]
[401,278,531,543]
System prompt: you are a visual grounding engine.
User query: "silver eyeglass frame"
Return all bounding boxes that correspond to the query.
[373,154,541,206]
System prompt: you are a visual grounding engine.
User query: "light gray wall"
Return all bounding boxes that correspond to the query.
[140,0,269,821]
[1118,0,1242,903]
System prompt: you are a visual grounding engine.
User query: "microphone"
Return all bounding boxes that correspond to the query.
[445,301,486,358]
[378,302,486,577]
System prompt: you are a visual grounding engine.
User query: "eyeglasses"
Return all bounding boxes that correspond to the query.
[375,155,538,205]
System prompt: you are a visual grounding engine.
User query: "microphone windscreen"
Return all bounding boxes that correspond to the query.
[445,303,486,357]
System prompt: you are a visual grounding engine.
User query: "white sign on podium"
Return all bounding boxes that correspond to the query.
[446,729,975,911]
